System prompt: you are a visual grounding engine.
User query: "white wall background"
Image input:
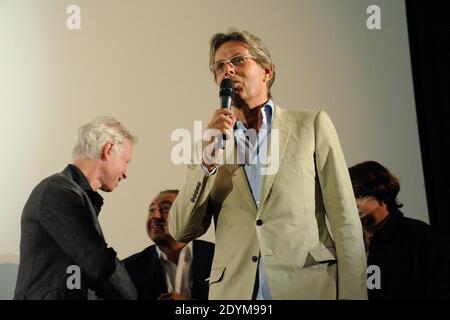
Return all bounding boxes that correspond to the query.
[0,0,425,275]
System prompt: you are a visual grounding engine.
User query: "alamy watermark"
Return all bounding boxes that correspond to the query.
[170,121,280,176]
[366,5,381,30]
[367,264,381,290]
[65,263,381,291]
[66,265,81,290]
[66,5,81,30]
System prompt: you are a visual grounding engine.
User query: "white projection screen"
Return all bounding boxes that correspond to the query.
[0,0,426,297]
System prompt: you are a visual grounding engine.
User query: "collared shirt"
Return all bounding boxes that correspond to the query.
[155,242,194,298]
[199,100,275,299]
[234,100,274,208]
[234,100,274,300]
[67,164,104,215]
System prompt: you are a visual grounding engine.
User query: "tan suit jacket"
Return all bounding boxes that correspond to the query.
[169,106,367,300]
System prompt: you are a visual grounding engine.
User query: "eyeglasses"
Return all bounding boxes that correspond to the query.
[209,54,256,75]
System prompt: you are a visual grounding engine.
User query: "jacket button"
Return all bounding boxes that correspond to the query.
[252,256,258,262]
[256,219,263,226]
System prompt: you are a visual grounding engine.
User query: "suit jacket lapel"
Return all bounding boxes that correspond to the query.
[223,135,259,212]
[147,246,167,299]
[258,105,292,217]
[82,192,104,238]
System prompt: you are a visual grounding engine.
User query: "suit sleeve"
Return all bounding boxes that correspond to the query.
[314,111,368,300]
[168,160,217,243]
[38,182,137,299]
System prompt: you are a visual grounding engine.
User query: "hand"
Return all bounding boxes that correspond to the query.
[206,108,237,136]
[157,291,190,300]
[203,109,236,167]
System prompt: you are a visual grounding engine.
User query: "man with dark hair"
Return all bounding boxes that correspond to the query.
[349,160,450,299]
[123,190,214,300]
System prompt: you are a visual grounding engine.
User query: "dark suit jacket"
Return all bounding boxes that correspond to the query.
[123,240,214,300]
[368,210,450,299]
[14,165,137,300]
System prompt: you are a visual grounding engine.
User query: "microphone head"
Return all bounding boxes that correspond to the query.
[219,78,233,97]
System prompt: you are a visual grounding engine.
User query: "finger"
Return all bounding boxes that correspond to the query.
[216,108,233,115]
[215,108,233,117]
[218,115,234,127]
[208,117,231,131]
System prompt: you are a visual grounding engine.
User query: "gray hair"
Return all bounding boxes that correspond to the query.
[72,116,137,160]
[209,28,276,97]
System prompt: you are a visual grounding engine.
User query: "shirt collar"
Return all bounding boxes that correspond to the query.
[264,99,274,128]
[156,242,193,263]
[235,99,274,131]
[66,164,104,212]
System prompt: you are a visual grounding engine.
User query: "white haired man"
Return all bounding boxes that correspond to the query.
[14,117,137,300]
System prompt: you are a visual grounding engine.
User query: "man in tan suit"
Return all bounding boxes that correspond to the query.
[168,29,367,300]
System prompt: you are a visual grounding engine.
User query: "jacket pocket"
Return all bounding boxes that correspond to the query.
[208,266,226,285]
[304,247,337,268]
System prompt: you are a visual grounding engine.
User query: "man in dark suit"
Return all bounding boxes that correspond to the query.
[14,117,137,300]
[123,190,214,300]
[349,160,450,299]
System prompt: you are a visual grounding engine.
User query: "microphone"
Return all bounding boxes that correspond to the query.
[219,78,233,148]
[220,78,233,109]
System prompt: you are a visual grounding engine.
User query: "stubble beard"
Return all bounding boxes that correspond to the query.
[232,91,248,109]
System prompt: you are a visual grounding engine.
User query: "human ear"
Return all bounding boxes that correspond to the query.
[101,142,114,161]
[264,64,273,82]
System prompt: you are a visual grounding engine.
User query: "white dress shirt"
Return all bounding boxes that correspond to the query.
[155,242,193,298]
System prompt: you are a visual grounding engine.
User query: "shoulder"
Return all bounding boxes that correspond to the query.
[275,105,333,126]
[37,171,82,197]
[401,216,450,254]
[193,240,215,254]
[24,172,83,214]
[123,245,156,265]
[400,216,432,233]
[397,215,443,243]
[276,105,319,118]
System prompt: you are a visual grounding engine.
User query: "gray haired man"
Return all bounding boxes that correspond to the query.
[14,117,137,300]
[168,29,367,300]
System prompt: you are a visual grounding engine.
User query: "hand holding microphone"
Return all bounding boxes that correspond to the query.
[202,78,236,168]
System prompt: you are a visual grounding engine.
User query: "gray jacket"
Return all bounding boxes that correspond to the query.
[14,165,137,300]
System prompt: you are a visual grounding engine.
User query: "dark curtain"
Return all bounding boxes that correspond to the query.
[405,0,450,239]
